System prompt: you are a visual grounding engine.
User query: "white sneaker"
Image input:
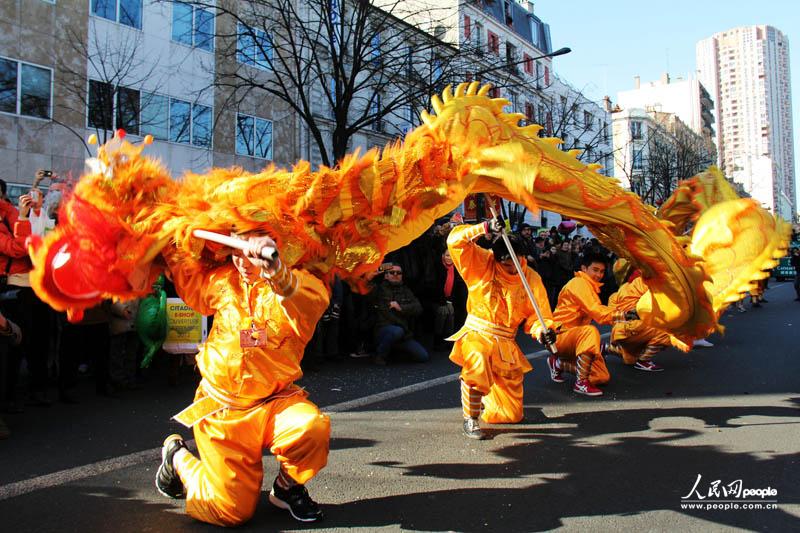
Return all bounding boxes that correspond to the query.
[693,339,714,348]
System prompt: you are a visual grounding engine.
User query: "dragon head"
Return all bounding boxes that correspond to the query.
[28,131,172,321]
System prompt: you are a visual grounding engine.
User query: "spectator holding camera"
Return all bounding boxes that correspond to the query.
[28,170,57,236]
[0,178,52,410]
[368,263,429,365]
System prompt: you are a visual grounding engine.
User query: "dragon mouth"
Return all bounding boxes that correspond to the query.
[51,242,102,300]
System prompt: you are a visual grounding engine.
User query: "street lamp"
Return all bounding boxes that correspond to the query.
[471,46,572,79]
[547,47,572,58]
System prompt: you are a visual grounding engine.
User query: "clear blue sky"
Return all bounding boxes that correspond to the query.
[534,0,799,214]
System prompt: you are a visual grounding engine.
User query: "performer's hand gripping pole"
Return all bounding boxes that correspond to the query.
[488,206,557,354]
[192,229,278,261]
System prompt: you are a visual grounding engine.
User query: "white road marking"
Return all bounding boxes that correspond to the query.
[0,338,602,501]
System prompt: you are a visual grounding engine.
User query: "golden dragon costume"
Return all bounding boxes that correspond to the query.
[658,166,791,315]
[27,83,788,343]
[607,167,791,363]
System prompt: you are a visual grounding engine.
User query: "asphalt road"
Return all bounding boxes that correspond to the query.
[1,282,798,532]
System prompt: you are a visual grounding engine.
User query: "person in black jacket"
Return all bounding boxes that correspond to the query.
[431,249,467,351]
[368,263,429,365]
[536,246,560,306]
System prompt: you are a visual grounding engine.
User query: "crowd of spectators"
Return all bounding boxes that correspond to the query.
[0,173,150,441]
[301,217,620,371]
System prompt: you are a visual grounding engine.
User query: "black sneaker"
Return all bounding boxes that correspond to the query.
[463,418,487,440]
[155,434,186,499]
[269,480,324,522]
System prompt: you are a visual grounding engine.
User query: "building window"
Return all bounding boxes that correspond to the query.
[431,56,443,83]
[370,32,381,66]
[525,102,534,124]
[405,104,414,130]
[632,151,643,170]
[463,15,471,40]
[91,0,142,29]
[329,0,341,54]
[169,99,191,143]
[172,2,214,51]
[370,93,383,132]
[506,42,517,72]
[237,24,273,70]
[523,53,533,74]
[474,22,483,54]
[544,65,550,85]
[117,86,140,134]
[88,83,211,147]
[503,0,514,26]
[0,57,52,120]
[507,91,518,113]
[583,111,592,129]
[487,31,500,55]
[88,80,114,130]
[630,120,643,140]
[192,104,212,147]
[328,76,337,118]
[141,92,169,140]
[236,113,273,159]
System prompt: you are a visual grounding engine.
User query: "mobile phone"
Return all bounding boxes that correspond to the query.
[41,170,52,178]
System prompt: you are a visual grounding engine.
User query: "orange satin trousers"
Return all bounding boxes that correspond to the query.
[458,348,527,424]
[554,325,610,386]
[174,392,330,527]
[612,322,674,364]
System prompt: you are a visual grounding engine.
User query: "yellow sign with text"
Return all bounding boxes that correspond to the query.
[163,298,208,354]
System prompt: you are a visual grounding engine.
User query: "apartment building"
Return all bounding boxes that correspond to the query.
[612,105,713,205]
[697,25,796,219]
[0,0,299,199]
[617,73,715,142]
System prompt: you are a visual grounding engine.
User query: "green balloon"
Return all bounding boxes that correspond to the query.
[136,277,168,368]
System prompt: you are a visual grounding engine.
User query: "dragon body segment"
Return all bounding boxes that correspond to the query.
[31,83,729,338]
[657,167,791,316]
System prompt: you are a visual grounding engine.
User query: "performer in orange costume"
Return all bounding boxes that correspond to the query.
[606,261,689,371]
[547,252,631,397]
[155,234,331,526]
[446,220,555,439]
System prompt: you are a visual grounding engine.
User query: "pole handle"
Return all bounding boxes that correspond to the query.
[488,205,557,354]
[192,229,278,261]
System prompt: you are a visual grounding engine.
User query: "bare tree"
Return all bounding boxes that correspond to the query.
[56,24,166,152]
[620,112,715,205]
[180,0,459,167]
[645,114,714,203]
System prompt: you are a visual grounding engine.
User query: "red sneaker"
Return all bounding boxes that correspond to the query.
[547,355,565,383]
[634,360,664,372]
[573,379,602,397]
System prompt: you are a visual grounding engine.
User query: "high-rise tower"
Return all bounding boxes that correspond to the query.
[697,26,795,219]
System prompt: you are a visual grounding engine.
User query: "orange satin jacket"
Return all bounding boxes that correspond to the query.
[165,249,330,403]
[553,271,614,329]
[446,224,554,374]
